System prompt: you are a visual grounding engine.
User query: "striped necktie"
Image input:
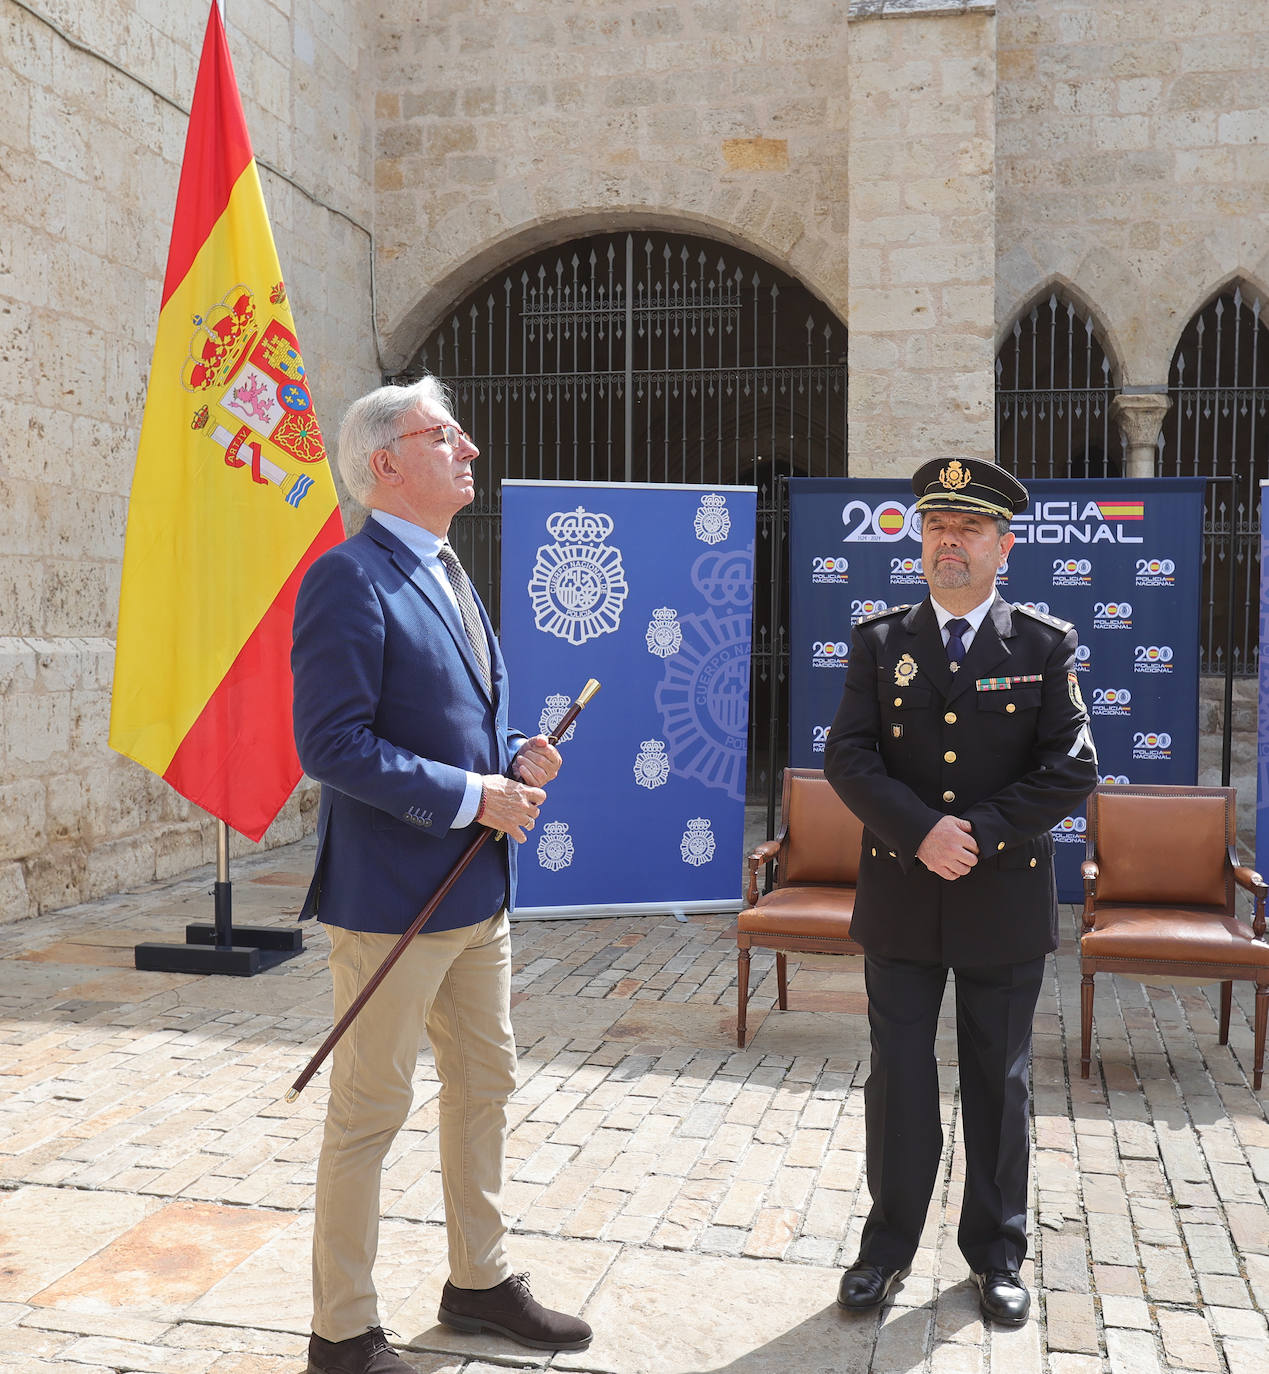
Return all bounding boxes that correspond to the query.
[437,542,492,695]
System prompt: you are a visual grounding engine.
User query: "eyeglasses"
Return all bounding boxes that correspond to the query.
[392,423,472,448]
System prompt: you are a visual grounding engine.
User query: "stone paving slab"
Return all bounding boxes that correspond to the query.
[0,833,1266,1372]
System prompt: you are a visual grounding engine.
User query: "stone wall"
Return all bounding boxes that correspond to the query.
[846,5,998,474]
[370,0,852,373]
[0,0,378,922]
[996,0,1269,386]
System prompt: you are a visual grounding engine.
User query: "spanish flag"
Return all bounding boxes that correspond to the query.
[1097,500,1145,521]
[109,3,343,842]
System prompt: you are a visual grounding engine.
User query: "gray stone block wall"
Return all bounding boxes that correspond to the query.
[0,2,378,921]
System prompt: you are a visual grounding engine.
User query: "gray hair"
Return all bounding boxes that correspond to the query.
[336,375,451,505]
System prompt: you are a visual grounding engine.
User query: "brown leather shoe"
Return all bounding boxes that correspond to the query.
[438,1273,592,1351]
[307,1326,415,1374]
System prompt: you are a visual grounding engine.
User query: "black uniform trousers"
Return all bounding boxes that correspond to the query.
[858,950,1046,1275]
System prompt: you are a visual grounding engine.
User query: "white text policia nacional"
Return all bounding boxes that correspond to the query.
[1008,499,1144,545]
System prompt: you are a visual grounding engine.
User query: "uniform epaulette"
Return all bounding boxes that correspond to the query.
[1013,602,1074,633]
[857,604,912,625]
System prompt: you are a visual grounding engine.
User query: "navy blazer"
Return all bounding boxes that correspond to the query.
[291,518,526,934]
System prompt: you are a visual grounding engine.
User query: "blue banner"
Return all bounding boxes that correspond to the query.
[500,481,757,917]
[1257,483,1269,868]
[788,478,1205,902]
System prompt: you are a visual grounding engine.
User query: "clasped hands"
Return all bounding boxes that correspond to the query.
[476,735,562,843]
[916,815,978,881]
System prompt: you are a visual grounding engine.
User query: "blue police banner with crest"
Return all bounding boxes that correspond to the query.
[500,480,757,918]
[788,477,1205,901]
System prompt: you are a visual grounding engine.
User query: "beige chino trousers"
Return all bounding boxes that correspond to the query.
[312,912,516,1341]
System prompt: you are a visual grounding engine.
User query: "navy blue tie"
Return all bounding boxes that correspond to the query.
[945,617,969,668]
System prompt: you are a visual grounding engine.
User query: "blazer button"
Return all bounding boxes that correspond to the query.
[1006,703,1016,714]
[1029,857,1037,867]
[944,711,957,724]
[998,841,1006,851]
[871,847,878,857]
[944,750,957,763]
[894,696,903,707]
[943,790,956,803]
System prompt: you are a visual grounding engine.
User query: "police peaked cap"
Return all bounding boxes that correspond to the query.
[911,456,1029,521]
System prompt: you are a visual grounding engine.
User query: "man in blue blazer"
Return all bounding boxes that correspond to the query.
[292,377,591,1374]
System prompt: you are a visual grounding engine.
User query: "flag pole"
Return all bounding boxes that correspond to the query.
[135,817,304,976]
[114,3,341,978]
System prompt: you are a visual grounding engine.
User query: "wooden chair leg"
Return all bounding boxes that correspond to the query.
[737,947,751,1048]
[1080,972,1094,1079]
[776,951,788,1010]
[1219,981,1233,1045]
[1254,983,1267,1092]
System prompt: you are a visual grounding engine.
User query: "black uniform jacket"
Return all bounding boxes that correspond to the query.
[824,594,1098,966]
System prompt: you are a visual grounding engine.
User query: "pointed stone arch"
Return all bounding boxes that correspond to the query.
[1161,281,1269,675]
[994,286,1122,480]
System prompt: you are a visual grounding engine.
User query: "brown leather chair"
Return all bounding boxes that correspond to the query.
[736,768,865,1047]
[1080,783,1269,1091]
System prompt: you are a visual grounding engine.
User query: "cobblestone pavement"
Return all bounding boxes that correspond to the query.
[0,834,1266,1373]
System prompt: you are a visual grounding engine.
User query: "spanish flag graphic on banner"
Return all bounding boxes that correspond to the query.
[109,3,343,841]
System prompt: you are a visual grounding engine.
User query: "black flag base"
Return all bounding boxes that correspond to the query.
[134,881,303,976]
[133,822,304,977]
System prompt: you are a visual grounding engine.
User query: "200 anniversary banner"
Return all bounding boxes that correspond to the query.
[501,481,757,918]
[789,478,1205,901]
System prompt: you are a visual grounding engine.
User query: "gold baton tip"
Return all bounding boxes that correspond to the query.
[285,1088,300,1103]
[578,679,601,706]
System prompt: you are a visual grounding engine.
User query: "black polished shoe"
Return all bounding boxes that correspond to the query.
[438,1273,591,1351]
[836,1261,911,1311]
[307,1327,415,1374]
[973,1269,1030,1326]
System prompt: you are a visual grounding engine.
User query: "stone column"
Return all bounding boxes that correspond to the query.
[846,1,998,476]
[1109,393,1172,480]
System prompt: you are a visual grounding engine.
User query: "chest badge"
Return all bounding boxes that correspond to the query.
[894,654,918,687]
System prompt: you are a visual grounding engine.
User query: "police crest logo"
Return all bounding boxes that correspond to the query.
[536,820,575,871]
[680,817,716,866]
[537,692,578,744]
[693,491,731,544]
[528,507,629,644]
[633,739,670,790]
[645,607,683,658]
[654,548,754,803]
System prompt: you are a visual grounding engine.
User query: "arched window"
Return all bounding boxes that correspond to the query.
[1161,286,1269,675]
[995,292,1121,479]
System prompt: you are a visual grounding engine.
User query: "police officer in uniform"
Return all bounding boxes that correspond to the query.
[825,457,1097,1326]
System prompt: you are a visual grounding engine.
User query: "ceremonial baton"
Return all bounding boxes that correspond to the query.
[286,678,601,1102]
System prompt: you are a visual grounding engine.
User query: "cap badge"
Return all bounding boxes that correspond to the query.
[894,654,918,687]
[938,459,972,492]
